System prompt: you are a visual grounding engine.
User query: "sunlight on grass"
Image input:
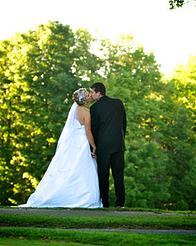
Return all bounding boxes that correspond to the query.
[0,228,196,246]
[0,238,93,246]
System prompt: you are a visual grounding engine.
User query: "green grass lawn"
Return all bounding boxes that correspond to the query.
[0,213,195,229]
[0,237,90,246]
[0,208,195,246]
[0,227,196,246]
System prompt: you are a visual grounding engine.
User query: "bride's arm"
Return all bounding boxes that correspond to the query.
[83,111,96,156]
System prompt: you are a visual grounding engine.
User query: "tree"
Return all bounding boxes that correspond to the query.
[165,56,196,209]
[71,28,104,85]
[0,21,103,205]
[96,36,195,210]
[169,0,196,9]
[100,36,171,208]
[1,22,195,210]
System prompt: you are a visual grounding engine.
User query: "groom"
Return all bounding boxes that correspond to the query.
[90,83,127,208]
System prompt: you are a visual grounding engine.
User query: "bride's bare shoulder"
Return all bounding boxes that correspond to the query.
[78,105,89,113]
[77,106,90,125]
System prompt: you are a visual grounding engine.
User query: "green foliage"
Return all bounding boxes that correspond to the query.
[98,37,195,210]
[0,21,102,205]
[0,22,195,210]
[165,57,196,209]
[169,0,195,9]
[101,38,170,208]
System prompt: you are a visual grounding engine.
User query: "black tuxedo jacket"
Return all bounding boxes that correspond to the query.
[90,96,127,154]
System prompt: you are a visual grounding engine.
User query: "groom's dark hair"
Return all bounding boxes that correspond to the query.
[91,82,106,96]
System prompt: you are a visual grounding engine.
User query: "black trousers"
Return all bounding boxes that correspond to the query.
[96,150,125,208]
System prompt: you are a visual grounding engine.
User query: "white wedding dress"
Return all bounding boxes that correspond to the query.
[19,102,102,208]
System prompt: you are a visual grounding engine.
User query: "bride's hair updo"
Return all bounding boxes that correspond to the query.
[72,88,88,106]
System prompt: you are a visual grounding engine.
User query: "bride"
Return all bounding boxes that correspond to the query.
[19,88,103,208]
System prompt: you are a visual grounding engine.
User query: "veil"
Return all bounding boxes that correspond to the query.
[56,102,78,149]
